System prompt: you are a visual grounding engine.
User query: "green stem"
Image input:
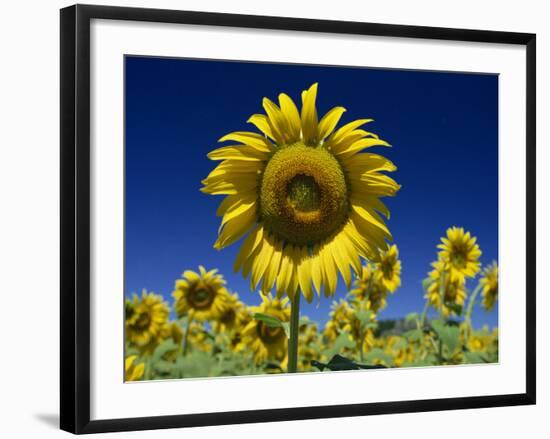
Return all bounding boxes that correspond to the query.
[359,328,365,363]
[358,274,374,362]
[437,268,447,364]
[420,299,430,329]
[183,315,193,357]
[287,291,301,373]
[464,284,483,340]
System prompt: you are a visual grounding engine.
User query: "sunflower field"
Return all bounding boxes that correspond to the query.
[125,83,498,381]
[125,230,498,381]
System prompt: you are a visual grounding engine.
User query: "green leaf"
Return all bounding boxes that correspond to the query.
[253,312,290,338]
[403,329,423,342]
[363,348,395,366]
[311,354,386,371]
[463,351,488,364]
[431,321,460,353]
[323,331,356,357]
[405,312,419,323]
[356,309,375,326]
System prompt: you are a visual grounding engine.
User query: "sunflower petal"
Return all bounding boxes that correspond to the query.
[234,225,263,272]
[207,145,268,161]
[278,93,301,142]
[301,83,319,144]
[318,106,346,140]
[297,246,313,302]
[214,205,256,249]
[247,114,275,140]
[218,132,274,153]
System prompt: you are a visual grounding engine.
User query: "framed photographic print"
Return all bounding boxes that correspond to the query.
[60,4,536,434]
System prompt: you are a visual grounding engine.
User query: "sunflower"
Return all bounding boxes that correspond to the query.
[480,262,498,311]
[172,266,230,321]
[161,321,184,346]
[383,336,415,367]
[228,307,253,353]
[125,290,169,354]
[342,302,377,353]
[349,264,390,313]
[242,294,290,367]
[376,244,401,292]
[438,227,481,282]
[212,292,244,332]
[186,321,214,353]
[125,355,145,381]
[202,83,399,302]
[323,299,352,343]
[426,260,467,317]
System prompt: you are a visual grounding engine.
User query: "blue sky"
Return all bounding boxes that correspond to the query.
[125,56,498,329]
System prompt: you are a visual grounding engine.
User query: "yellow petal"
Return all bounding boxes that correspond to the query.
[262,98,287,144]
[218,131,274,152]
[278,93,301,142]
[250,236,275,290]
[214,205,256,249]
[300,83,318,144]
[320,242,337,297]
[330,236,352,288]
[276,247,293,298]
[337,138,391,159]
[297,246,313,302]
[207,145,267,161]
[234,225,263,272]
[318,106,346,140]
[247,114,275,140]
[218,196,256,233]
[261,237,283,294]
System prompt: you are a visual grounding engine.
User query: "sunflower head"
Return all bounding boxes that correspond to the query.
[172,266,230,321]
[349,264,390,313]
[376,244,401,292]
[125,290,169,354]
[161,321,184,346]
[480,262,498,311]
[438,227,481,281]
[426,259,467,317]
[125,355,145,381]
[242,294,290,367]
[213,292,244,332]
[202,83,399,302]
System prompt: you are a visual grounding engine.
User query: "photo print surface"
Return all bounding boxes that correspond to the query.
[123,56,498,381]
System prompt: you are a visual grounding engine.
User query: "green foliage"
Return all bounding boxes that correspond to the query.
[312,354,386,371]
[254,312,290,339]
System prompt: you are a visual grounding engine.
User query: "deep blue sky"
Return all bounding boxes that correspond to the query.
[125,56,498,329]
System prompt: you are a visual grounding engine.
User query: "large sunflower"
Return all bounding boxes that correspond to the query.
[172,266,230,321]
[480,262,498,311]
[202,83,399,302]
[242,294,290,368]
[438,227,481,282]
[125,290,169,354]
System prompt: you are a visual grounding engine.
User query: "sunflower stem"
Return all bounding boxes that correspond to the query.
[288,291,301,373]
[437,268,447,364]
[464,284,483,341]
[183,315,193,357]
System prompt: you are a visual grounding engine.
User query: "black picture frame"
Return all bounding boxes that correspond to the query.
[60,4,536,434]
